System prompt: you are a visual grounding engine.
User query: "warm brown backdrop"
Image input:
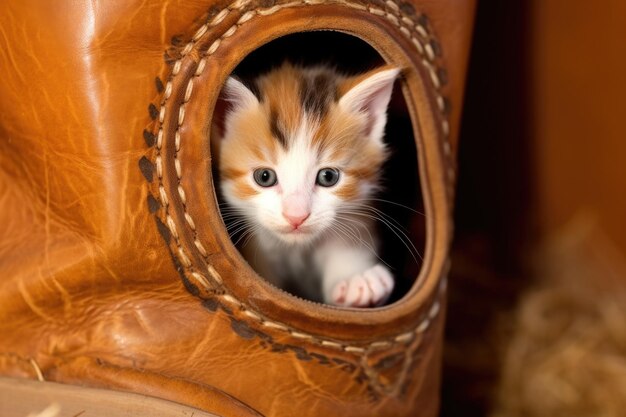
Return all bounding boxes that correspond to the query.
[532,0,626,251]
[443,1,626,416]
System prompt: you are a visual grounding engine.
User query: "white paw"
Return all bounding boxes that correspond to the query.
[331,264,394,307]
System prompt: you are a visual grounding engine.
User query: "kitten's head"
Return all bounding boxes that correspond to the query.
[216,63,399,245]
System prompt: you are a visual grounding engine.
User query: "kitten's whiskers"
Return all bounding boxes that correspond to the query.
[340,206,422,263]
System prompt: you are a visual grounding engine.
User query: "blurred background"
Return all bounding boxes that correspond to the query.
[443,1,626,416]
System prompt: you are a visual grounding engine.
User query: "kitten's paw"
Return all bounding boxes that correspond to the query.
[331,264,394,307]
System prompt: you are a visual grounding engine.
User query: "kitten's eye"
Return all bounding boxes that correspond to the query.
[316,168,340,187]
[253,168,277,187]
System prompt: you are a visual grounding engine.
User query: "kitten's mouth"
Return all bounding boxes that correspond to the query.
[274,224,319,240]
[279,226,311,235]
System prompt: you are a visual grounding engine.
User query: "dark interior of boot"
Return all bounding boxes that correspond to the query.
[215,31,425,304]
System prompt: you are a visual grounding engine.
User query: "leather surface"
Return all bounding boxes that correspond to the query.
[0,1,474,416]
[0,376,222,417]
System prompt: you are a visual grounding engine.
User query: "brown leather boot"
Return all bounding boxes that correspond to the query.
[0,1,474,416]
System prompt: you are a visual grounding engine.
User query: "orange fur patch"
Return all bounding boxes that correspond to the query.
[221,167,247,180]
[232,182,258,199]
[335,177,360,200]
[257,63,303,145]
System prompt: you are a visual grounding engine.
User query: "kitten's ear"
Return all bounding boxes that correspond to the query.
[339,67,400,141]
[223,76,259,110]
[213,77,259,141]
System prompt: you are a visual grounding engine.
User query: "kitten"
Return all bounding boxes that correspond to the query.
[215,63,399,307]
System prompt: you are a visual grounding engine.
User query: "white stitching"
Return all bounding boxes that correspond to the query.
[177,184,186,204]
[194,239,208,256]
[223,25,238,38]
[345,346,366,354]
[151,0,453,353]
[207,264,223,284]
[182,42,194,56]
[222,294,239,305]
[175,131,181,151]
[385,13,399,26]
[411,37,424,55]
[290,331,315,340]
[231,0,251,9]
[193,24,209,41]
[257,5,281,15]
[172,60,182,76]
[416,318,430,333]
[178,247,192,267]
[178,105,186,126]
[195,58,207,76]
[385,0,399,11]
[210,9,229,26]
[191,272,212,290]
[238,11,256,23]
[321,340,343,349]
[424,43,435,61]
[243,309,262,321]
[185,212,197,230]
[345,2,367,10]
[184,80,194,102]
[394,332,414,343]
[262,321,289,332]
[158,106,165,123]
[416,24,428,39]
[155,156,163,179]
[174,159,182,179]
[428,301,440,319]
[157,129,164,149]
[207,39,221,55]
[158,186,169,207]
[166,215,179,240]
[370,341,392,349]
[436,95,445,112]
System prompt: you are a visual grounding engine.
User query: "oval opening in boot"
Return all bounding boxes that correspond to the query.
[211,31,425,307]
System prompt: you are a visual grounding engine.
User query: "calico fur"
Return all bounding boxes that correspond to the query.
[215,62,399,307]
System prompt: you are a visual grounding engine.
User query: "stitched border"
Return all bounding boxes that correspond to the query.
[151,0,450,354]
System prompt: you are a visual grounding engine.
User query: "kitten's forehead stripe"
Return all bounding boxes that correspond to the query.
[300,71,338,117]
[257,64,305,150]
[269,107,288,149]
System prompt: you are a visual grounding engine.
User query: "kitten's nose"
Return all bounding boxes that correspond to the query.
[282,194,311,228]
[282,211,310,228]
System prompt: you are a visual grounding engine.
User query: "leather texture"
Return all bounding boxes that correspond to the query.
[0,376,221,417]
[0,1,474,416]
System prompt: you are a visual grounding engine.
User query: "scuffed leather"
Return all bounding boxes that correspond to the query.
[0,1,475,416]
